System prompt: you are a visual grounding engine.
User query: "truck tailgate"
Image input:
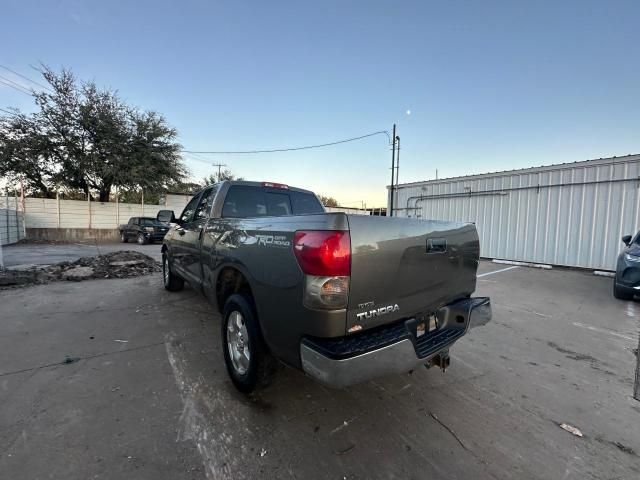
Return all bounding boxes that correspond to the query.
[346,215,479,333]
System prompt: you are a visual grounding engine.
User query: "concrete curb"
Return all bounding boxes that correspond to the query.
[593,270,615,277]
[492,259,553,270]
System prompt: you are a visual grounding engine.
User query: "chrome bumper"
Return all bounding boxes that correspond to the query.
[300,297,491,388]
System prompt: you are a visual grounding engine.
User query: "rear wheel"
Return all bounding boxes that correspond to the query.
[137,233,148,245]
[163,253,184,292]
[120,232,128,243]
[613,278,633,300]
[222,293,276,393]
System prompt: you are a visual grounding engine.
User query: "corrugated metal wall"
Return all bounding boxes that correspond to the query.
[391,155,640,270]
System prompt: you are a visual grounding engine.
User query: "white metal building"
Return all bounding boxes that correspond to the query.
[390,154,640,271]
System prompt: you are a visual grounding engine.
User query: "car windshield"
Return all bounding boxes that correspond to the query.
[139,218,156,226]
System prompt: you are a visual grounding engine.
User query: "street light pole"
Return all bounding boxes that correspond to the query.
[389,124,396,217]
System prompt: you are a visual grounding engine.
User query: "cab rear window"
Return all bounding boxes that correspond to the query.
[222,186,323,218]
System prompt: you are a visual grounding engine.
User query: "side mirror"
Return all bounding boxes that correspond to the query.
[157,210,176,224]
[622,234,632,246]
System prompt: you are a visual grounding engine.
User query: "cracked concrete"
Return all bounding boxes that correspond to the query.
[0,259,639,479]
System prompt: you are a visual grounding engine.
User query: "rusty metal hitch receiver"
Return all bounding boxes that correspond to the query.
[427,350,450,372]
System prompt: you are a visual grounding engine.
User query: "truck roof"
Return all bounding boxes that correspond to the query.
[198,180,317,196]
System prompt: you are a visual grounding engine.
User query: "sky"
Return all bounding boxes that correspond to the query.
[1,0,639,207]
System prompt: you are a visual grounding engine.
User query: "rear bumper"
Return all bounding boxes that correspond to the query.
[300,297,491,388]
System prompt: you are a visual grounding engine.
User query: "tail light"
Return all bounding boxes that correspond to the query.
[293,231,350,276]
[293,230,351,309]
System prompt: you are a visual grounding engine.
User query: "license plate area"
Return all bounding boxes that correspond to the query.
[408,313,439,339]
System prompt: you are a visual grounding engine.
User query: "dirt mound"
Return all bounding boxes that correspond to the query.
[0,251,161,288]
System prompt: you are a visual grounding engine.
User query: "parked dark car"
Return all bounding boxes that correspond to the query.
[614,232,640,300]
[119,217,170,244]
[158,180,491,393]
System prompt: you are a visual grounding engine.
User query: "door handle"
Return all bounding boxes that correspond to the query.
[427,238,447,253]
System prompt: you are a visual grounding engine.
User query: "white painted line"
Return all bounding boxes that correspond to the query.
[492,259,552,269]
[572,322,635,341]
[477,266,519,278]
[593,270,615,277]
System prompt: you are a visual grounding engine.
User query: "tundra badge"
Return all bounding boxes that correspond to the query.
[356,304,400,321]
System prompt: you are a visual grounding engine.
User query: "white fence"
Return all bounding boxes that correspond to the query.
[24,193,191,230]
[0,196,25,245]
[25,197,164,229]
[325,206,370,215]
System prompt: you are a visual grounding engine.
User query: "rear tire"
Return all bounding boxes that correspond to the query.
[222,293,276,393]
[137,233,148,245]
[163,253,184,292]
[613,278,633,300]
[120,232,128,243]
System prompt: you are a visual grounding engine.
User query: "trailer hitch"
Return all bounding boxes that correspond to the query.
[429,350,450,372]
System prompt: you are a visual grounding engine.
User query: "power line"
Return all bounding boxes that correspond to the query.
[0,65,51,91]
[0,76,32,96]
[0,74,33,94]
[185,151,215,163]
[181,152,214,165]
[180,130,391,155]
[0,107,21,117]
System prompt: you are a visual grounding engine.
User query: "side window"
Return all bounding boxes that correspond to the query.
[265,192,292,216]
[194,186,218,220]
[290,191,324,214]
[179,193,202,223]
[222,186,267,218]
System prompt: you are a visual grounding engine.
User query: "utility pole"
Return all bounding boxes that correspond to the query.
[212,163,227,181]
[395,135,400,213]
[389,124,396,217]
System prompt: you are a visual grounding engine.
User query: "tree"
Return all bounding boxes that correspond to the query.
[0,110,57,197]
[0,66,186,201]
[202,168,243,186]
[318,194,339,207]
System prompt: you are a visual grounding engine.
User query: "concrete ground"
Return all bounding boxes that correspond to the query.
[1,256,639,479]
[1,241,163,267]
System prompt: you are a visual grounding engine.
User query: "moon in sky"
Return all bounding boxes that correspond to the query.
[406,109,411,116]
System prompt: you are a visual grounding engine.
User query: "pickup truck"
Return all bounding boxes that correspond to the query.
[119,217,170,244]
[158,180,491,393]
